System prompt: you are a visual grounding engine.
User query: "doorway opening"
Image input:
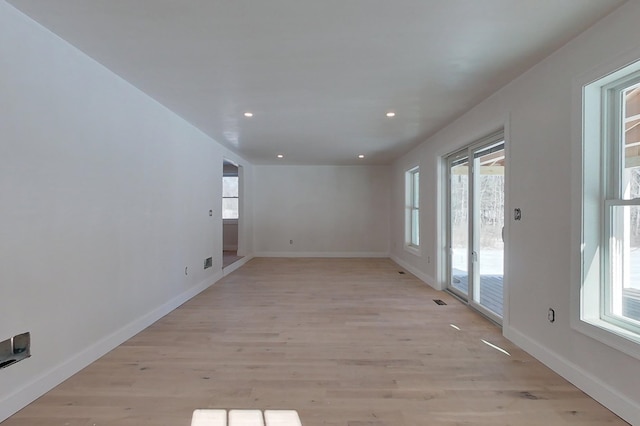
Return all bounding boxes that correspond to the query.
[223,160,243,268]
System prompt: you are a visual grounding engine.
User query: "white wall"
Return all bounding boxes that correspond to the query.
[390,3,640,423]
[0,3,253,421]
[253,166,390,256]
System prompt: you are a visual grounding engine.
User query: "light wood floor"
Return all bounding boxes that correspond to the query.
[4,258,627,426]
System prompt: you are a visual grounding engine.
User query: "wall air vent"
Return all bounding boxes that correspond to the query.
[0,332,31,370]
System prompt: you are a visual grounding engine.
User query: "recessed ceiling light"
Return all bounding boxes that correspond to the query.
[386,112,396,117]
[276,154,284,159]
[244,112,253,117]
[358,154,365,159]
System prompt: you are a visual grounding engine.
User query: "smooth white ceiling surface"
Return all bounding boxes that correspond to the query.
[6,0,625,165]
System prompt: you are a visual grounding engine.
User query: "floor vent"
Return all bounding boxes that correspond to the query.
[433,299,447,305]
[398,271,406,274]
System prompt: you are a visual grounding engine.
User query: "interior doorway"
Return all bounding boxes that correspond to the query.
[222,160,243,268]
[446,132,505,324]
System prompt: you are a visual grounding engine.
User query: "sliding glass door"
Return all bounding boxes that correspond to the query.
[447,134,505,322]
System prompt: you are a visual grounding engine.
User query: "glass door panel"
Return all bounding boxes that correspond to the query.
[449,156,470,297]
[472,143,505,317]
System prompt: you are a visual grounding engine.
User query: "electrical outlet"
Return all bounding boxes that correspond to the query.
[514,208,522,221]
[548,308,555,323]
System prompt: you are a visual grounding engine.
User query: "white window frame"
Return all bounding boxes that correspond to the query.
[574,55,640,360]
[222,175,239,220]
[405,166,420,254]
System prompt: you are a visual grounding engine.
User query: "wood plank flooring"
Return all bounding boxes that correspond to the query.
[4,258,628,426]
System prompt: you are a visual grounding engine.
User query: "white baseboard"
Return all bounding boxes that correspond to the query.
[390,255,439,290]
[0,270,224,423]
[254,251,389,258]
[504,326,640,425]
[223,254,253,276]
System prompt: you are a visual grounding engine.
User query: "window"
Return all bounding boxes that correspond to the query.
[222,176,239,219]
[580,58,640,354]
[602,73,640,331]
[405,167,420,250]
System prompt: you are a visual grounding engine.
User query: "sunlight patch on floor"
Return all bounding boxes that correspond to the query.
[481,339,511,356]
[192,409,302,426]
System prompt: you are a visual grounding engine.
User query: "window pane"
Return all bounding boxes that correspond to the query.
[406,168,419,248]
[411,208,419,246]
[222,176,239,198]
[623,84,640,200]
[477,145,505,317]
[413,171,420,207]
[222,198,238,219]
[610,205,640,322]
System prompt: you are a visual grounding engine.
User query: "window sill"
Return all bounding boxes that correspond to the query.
[573,316,640,361]
[404,244,421,257]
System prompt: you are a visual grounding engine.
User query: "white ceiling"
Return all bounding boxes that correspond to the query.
[6,0,626,165]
